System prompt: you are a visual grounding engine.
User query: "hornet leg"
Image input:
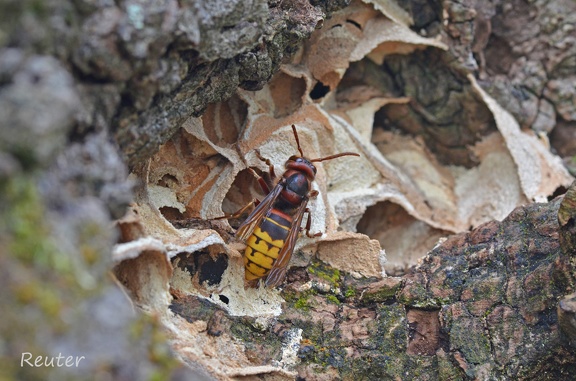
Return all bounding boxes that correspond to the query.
[304,191,321,237]
[303,208,322,238]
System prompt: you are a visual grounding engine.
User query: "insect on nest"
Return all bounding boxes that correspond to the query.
[224,125,360,288]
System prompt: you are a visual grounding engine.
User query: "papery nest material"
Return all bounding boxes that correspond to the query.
[113,0,572,321]
[297,0,447,90]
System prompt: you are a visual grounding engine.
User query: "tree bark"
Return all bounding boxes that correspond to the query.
[165,192,576,380]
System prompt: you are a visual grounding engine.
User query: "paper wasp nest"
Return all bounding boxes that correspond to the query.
[112,0,572,378]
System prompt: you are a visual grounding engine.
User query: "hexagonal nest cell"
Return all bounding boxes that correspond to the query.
[357,201,448,276]
[172,251,229,288]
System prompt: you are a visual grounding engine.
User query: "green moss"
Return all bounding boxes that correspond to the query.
[397,291,434,308]
[326,295,340,305]
[16,281,64,319]
[438,350,466,380]
[295,294,311,310]
[3,177,88,288]
[361,285,400,304]
[308,260,341,287]
[295,304,435,378]
[4,178,56,263]
[337,304,432,379]
[230,318,284,365]
[230,317,282,351]
[283,287,318,312]
[369,304,408,353]
[1,177,79,328]
[297,329,346,368]
[343,352,416,380]
[344,286,356,298]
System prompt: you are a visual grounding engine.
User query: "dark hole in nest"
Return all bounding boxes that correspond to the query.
[218,294,229,304]
[346,19,362,30]
[169,294,216,323]
[173,251,228,286]
[159,206,185,221]
[549,185,568,201]
[199,254,228,286]
[309,81,330,100]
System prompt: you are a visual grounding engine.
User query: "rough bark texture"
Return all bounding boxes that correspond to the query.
[2,0,576,380]
[441,0,576,174]
[168,194,576,380]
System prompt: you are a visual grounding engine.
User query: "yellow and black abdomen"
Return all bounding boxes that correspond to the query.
[244,209,292,281]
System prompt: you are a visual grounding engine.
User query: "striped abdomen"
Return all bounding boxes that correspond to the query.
[244,209,292,281]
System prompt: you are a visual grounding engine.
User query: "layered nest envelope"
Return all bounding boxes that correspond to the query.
[111,0,573,379]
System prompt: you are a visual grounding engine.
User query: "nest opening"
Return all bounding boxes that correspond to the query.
[113,250,173,309]
[548,185,569,201]
[268,72,306,118]
[159,206,185,221]
[309,80,331,100]
[357,201,446,276]
[172,250,229,287]
[216,294,229,304]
